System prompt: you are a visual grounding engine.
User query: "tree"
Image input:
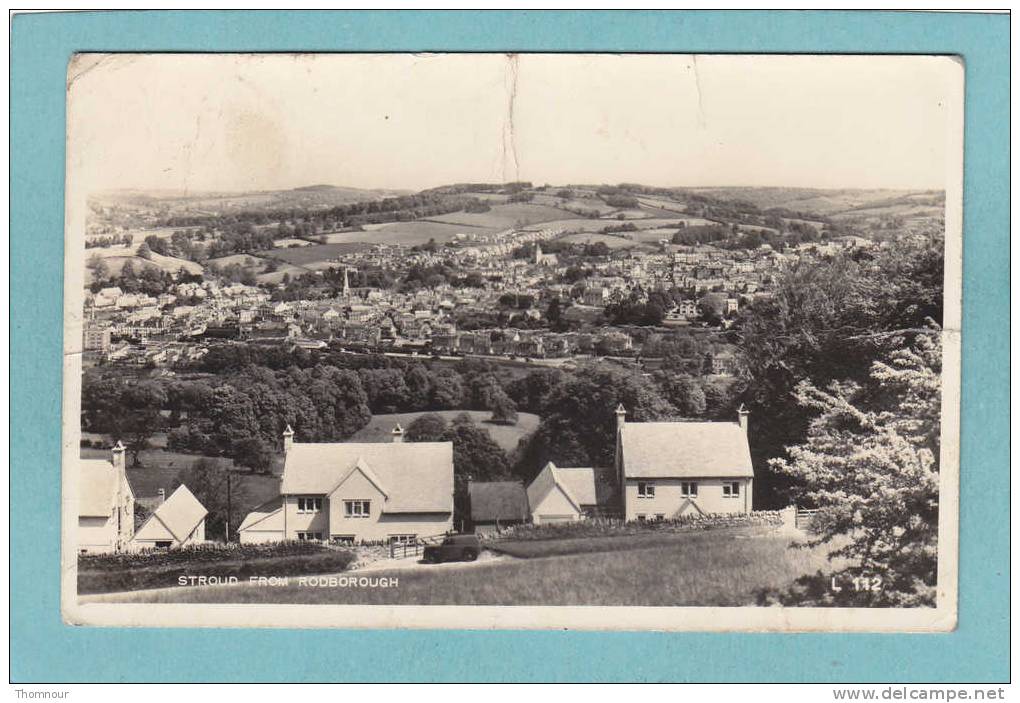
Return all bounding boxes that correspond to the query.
[87,254,110,280]
[442,422,511,484]
[488,386,519,425]
[431,369,465,409]
[204,386,259,454]
[136,241,153,260]
[231,436,275,474]
[661,375,706,417]
[517,363,673,480]
[735,235,944,507]
[404,364,432,410]
[766,329,942,606]
[118,382,168,467]
[173,458,249,542]
[405,413,448,442]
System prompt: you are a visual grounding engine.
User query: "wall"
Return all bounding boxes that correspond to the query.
[624,477,751,520]
[325,470,453,542]
[283,494,331,538]
[532,485,580,524]
[78,516,114,553]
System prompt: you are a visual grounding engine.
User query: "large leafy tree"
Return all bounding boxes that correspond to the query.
[736,234,944,507]
[768,329,942,606]
[516,363,673,482]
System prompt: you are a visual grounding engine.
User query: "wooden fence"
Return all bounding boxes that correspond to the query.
[795,508,820,531]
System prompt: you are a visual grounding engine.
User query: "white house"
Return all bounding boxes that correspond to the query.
[238,425,454,545]
[78,442,134,554]
[526,462,602,524]
[615,404,754,521]
[130,484,208,550]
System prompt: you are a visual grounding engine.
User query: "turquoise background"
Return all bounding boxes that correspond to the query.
[10,10,1009,682]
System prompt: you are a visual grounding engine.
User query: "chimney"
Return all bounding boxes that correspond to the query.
[392,423,405,443]
[615,403,627,433]
[111,440,127,476]
[283,424,295,453]
[737,404,750,435]
[157,488,166,506]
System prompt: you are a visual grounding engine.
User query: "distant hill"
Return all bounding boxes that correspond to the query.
[685,187,944,219]
[89,185,411,215]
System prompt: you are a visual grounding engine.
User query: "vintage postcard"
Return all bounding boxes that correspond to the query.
[61,52,962,631]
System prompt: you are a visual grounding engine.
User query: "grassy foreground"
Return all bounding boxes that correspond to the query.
[94,529,842,607]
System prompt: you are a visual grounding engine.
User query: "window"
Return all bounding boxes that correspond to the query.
[344,500,371,518]
[722,482,741,498]
[636,514,647,522]
[297,531,323,541]
[637,482,655,498]
[297,497,323,513]
[389,534,417,545]
[681,481,699,497]
[332,535,355,546]
[155,541,172,549]
[655,514,665,522]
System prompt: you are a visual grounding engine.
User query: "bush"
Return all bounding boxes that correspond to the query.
[78,542,356,594]
[490,511,786,542]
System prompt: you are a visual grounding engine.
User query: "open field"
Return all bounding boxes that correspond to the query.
[626,228,681,244]
[98,528,841,606]
[256,264,311,285]
[426,203,573,230]
[557,232,649,250]
[272,238,312,248]
[348,409,540,453]
[207,253,269,269]
[368,220,495,245]
[84,251,203,284]
[265,243,368,266]
[461,192,510,202]
[526,217,696,234]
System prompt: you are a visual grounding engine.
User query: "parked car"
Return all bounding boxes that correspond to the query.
[422,534,481,564]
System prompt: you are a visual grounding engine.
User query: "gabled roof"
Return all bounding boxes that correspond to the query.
[238,496,284,532]
[554,468,599,506]
[620,422,753,478]
[280,441,453,514]
[134,484,208,543]
[328,457,389,499]
[527,462,585,515]
[79,460,116,518]
[469,481,529,522]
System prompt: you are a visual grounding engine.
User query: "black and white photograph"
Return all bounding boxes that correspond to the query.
[61,52,962,631]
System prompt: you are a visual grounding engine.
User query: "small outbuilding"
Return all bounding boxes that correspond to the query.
[526,462,604,524]
[468,481,530,535]
[130,484,208,550]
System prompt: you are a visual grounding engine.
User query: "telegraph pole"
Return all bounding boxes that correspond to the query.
[225,472,232,543]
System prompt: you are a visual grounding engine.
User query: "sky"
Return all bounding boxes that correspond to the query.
[67,53,961,194]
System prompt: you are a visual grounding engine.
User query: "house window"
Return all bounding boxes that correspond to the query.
[155,541,172,549]
[297,497,323,513]
[723,482,741,498]
[344,500,371,518]
[681,481,699,497]
[655,514,665,522]
[389,534,417,545]
[297,531,323,541]
[637,482,655,498]
[636,514,647,522]
[332,535,356,546]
